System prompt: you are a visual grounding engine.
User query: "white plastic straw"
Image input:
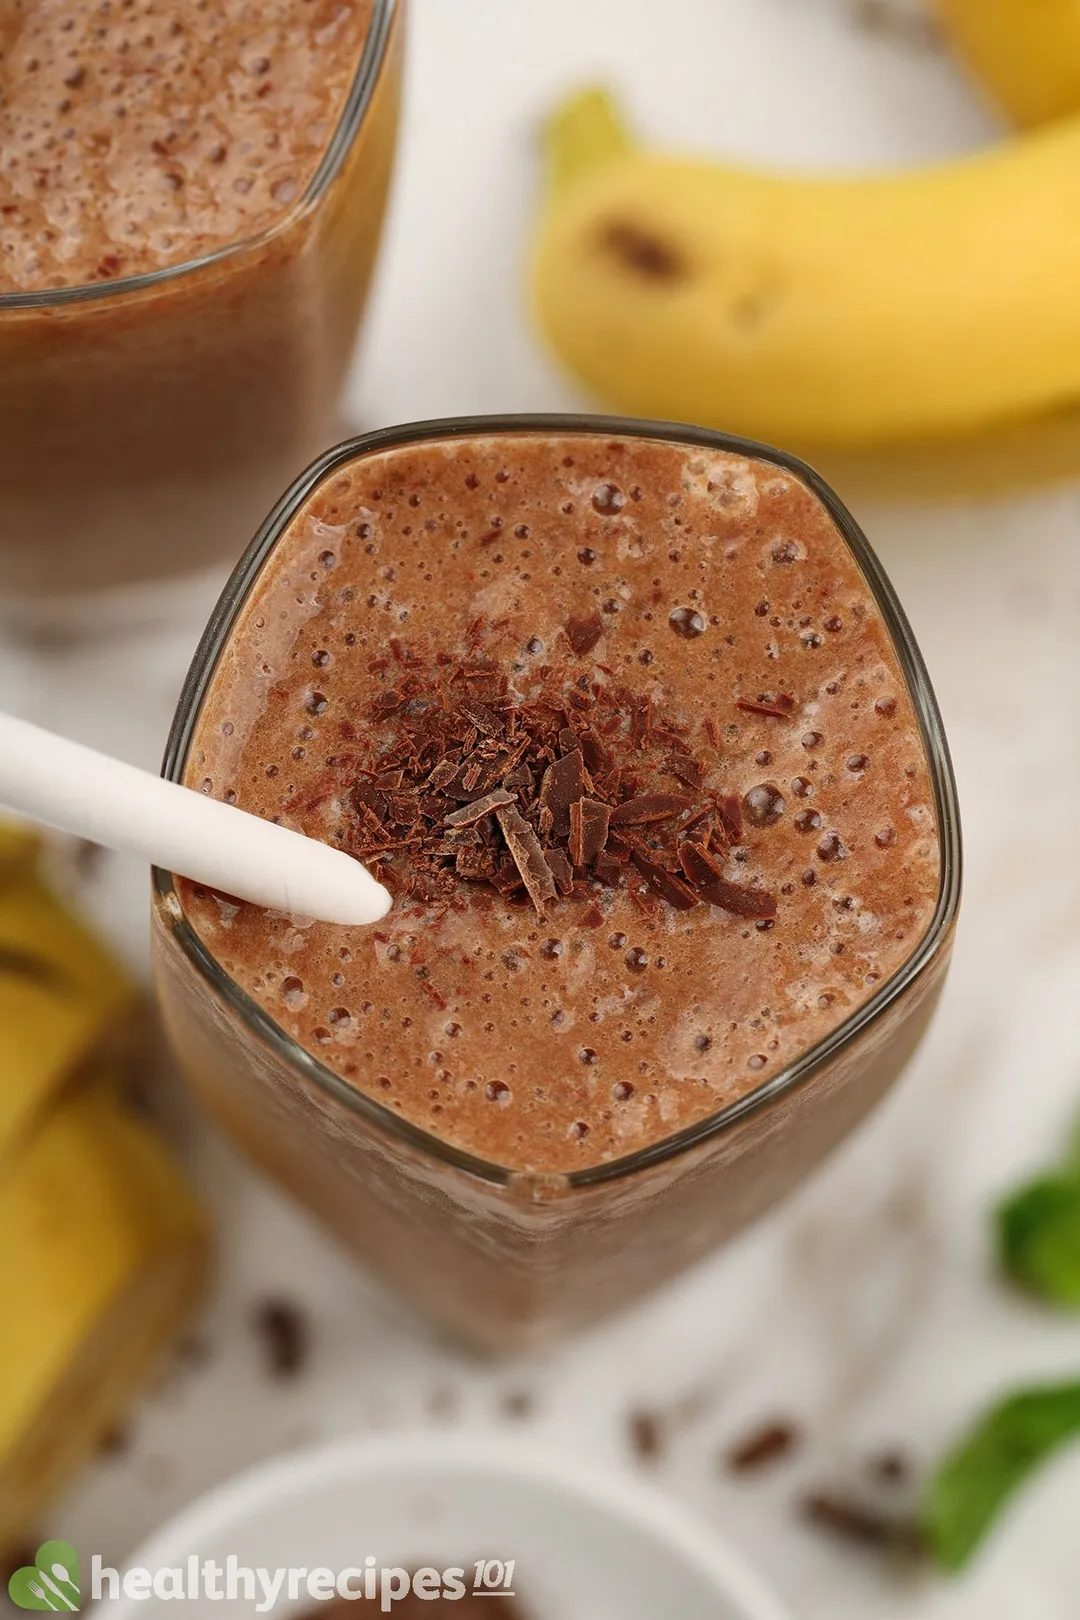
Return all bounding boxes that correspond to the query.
[0,712,391,927]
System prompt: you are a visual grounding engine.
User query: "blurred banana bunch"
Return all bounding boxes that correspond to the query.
[531,88,1080,501]
[935,0,1080,128]
[0,826,209,1554]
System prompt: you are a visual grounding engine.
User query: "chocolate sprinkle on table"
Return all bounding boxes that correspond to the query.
[628,1408,666,1464]
[725,1418,801,1473]
[800,1490,924,1554]
[251,1298,308,1380]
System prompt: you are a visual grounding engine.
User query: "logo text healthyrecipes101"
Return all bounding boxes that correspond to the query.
[11,1551,519,1613]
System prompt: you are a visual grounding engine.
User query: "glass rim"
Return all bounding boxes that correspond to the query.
[0,0,398,313]
[155,412,962,1194]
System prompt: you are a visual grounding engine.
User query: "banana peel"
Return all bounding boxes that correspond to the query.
[0,1085,210,1552]
[935,0,1080,128]
[532,88,1080,503]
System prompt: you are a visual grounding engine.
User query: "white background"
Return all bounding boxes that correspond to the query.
[7,2,1080,1616]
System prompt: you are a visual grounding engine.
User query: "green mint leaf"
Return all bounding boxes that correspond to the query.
[925,1382,1080,1571]
[997,1175,1080,1307]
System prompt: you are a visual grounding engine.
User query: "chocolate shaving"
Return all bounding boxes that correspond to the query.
[459,700,502,735]
[495,805,558,918]
[698,874,777,919]
[614,835,699,911]
[678,840,725,888]
[716,793,743,844]
[679,832,778,916]
[565,611,604,655]
[593,850,625,887]
[736,692,796,719]
[353,779,387,816]
[629,693,652,748]
[665,754,705,791]
[539,749,585,837]
[579,902,604,927]
[680,806,715,839]
[456,847,501,883]
[544,842,579,894]
[451,743,519,799]
[545,847,575,894]
[443,789,515,827]
[491,859,525,895]
[577,726,609,774]
[610,793,693,826]
[569,797,612,867]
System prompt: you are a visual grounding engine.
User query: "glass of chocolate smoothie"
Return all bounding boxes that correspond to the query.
[153,416,961,1354]
[0,0,401,627]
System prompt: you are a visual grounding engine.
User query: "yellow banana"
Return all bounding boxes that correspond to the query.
[531,89,1080,484]
[0,822,40,888]
[0,868,141,1161]
[935,0,1080,128]
[0,1086,209,1553]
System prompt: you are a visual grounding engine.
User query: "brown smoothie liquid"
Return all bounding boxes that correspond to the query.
[180,433,940,1177]
[0,0,373,293]
[0,0,399,608]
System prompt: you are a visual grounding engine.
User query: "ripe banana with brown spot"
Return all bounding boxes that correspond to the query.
[530,89,1080,490]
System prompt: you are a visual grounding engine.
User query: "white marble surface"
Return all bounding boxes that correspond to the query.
[8,1,1080,1615]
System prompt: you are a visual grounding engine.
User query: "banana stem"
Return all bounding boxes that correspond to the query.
[544,87,634,198]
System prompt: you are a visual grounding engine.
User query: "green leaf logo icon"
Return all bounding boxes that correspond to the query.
[8,1542,80,1612]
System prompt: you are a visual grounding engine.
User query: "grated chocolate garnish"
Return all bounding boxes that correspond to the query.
[329,633,778,923]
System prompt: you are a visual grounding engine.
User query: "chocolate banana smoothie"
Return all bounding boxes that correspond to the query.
[157,421,957,1348]
[0,0,400,611]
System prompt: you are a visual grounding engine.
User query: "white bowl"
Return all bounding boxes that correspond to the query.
[109,1434,788,1620]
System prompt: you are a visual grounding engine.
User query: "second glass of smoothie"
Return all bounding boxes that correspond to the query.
[153,416,960,1353]
[0,0,402,625]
